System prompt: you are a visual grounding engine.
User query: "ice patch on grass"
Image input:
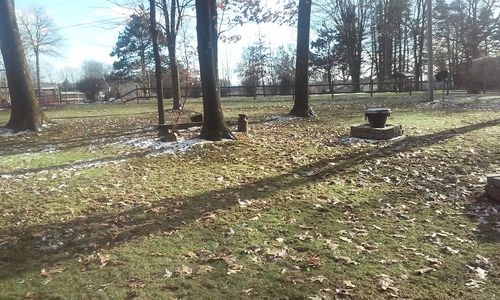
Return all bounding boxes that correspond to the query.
[338,135,405,145]
[117,136,215,157]
[38,145,59,153]
[0,128,32,137]
[264,115,298,124]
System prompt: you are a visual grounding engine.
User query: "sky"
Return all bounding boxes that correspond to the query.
[13,0,297,83]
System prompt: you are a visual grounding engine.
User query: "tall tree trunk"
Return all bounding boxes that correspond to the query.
[195,0,234,141]
[35,49,42,105]
[0,0,44,131]
[161,0,181,111]
[149,0,165,126]
[168,38,181,110]
[290,0,314,117]
[327,68,333,100]
[426,0,434,101]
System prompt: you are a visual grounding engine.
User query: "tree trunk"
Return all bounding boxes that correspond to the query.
[426,0,434,102]
[195,0,234,141]
[149,0,165,126]
[161,0,182,111]
[168,39,181,110]
[327,68,333,100]
[290,0,314,117]
[35,49,42,105]
[0,0,44,131]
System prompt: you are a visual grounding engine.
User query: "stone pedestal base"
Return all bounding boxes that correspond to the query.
[350,124,403,140]
[486,174,500,203]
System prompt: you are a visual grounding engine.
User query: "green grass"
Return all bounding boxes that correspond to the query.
[0,92,499,299]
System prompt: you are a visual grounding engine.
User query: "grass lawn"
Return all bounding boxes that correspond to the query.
[0,92,499,299]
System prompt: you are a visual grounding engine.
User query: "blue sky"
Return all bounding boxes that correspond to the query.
[13,0,296,83]
[16,0,131,70]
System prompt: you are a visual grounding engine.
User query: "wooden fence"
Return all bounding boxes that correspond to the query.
[121,80,447,103]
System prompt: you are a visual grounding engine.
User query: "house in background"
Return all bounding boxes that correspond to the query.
[37,84,84,105]
[0,69,9,106]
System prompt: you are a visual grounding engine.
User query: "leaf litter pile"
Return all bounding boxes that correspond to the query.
[0,93,499,299]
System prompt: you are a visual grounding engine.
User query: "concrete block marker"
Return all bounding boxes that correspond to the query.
[486,174,500,203]
[486,174,500,188]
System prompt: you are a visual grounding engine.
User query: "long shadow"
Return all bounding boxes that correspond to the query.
[464,195,500,244]
[0,147,160,177]
[50,112,155,121]
[0,118,498,280]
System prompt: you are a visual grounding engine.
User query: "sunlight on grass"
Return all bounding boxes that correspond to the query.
[0,93,499,299]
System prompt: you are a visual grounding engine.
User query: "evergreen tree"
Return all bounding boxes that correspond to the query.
[110,7,154,88]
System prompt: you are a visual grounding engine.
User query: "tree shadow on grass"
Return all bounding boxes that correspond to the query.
[465,195,500,244]
[0,118,499,280]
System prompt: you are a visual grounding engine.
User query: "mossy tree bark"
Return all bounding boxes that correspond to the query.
[0,0,44,131]
[289,0,315,118]
[195,0,235,141]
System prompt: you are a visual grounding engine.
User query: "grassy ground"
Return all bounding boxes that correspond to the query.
[0,92,499,299]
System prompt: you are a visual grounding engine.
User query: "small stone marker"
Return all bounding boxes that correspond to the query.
[157,124,178,142]
[486,174,500,203]
[237,114,248,133]
[486,174,500,188]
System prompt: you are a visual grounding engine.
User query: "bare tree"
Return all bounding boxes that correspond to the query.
[290,0,315,117]
[195,0,234,141]
[426,0,434,101]
[18,6,62,104]
[318,0,369,93]
[150,0,166,127]
[159,0,194,111]
[0,0,44,131]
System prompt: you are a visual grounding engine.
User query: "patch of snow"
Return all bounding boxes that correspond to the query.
[338,136,379,145]
[116,136,216,157]
[338,135,405,145]
[0,128,32,137]
[263,115,298,124]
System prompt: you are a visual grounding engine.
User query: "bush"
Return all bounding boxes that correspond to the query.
[76,77,107,101]
[241,77,258,98]
[220,78,232,97]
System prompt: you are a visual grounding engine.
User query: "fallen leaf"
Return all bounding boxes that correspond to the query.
[163,269,173,278]
[185,252,198,259]
[307,256,323,268]
[442,246,460,255]
[24,292,37,299]
[378,274,399,295]
[426,257,443,267]
[465,279,484,289]
[415,267,434,275]
[127,277,146,288]
[323,239,339,250]
[241,288,253,295]
[333,256,358,265]
[175,265,193,276]
[339,236,353,243]
[310,275,328,283]
[39,266,65,277]
[196,265,214,275]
